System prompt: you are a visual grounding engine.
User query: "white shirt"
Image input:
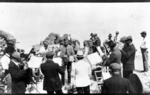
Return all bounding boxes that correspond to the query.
[141,37,148,49]
[72,59,91,87]
[0,54,10,70]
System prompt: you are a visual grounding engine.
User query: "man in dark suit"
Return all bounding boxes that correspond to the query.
[8,51,29,94]
[40,51,64,94]
[105,41,122,66]
[102,63,135,94]
[121,36,136,78]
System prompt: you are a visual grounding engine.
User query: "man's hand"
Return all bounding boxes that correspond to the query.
[24,64,28,70]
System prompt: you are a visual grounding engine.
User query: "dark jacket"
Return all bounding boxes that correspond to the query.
[121,44,136,71]
[40,59,64,91]
[102,75,135,94]
[105,48,122,66]
[93,37,101,47]
[8,61,27,94]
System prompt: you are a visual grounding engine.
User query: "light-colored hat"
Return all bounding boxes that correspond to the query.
[76,50,84,58]
[12,52,20,60]
[110,63,121,70]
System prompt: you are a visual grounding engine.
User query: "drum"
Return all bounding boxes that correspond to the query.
[128,71,150,93]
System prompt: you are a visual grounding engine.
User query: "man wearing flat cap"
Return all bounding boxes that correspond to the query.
[121,36,136,78]
[140,31,149,72]
[8,51,29,94]
[105,41,122,66]
[40,51,64,94]
[102,63,135,94]
[92,33,101,51]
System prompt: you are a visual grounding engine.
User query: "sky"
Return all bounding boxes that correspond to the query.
[0,3,150,52]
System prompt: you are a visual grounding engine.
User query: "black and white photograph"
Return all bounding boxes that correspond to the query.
[0,3,149,94]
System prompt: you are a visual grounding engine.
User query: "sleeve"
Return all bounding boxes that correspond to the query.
[8,64,26,81]
[97,38,101,46]
[56,64,64,75]
[105,53,116,66]
[127,80,135,93]
[121,45,136,59]
[101,81,107,93]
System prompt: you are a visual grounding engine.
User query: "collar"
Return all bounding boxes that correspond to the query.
[129,42,133,45]
[5,53,10,58]
[12,60,19,66]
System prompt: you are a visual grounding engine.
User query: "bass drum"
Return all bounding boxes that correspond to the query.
[128,71,150,93]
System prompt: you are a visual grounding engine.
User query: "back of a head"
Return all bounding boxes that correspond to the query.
[46,51,54,59]
[110,63,121,74]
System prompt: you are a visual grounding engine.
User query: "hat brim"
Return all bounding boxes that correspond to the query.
[140,32,146,34]
[77,55,84,58]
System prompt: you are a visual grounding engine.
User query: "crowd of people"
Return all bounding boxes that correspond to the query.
[0,31,149,94]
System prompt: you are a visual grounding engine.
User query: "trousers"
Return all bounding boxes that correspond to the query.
[141,48,149,71]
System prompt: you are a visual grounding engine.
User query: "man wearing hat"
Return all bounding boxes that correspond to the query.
[71,50,91,94]
[40,51,64,94]
[121,36,136,78]
[8,51,29,94]
[102,63,135,94]
[103,33,114,55]
[105,41,122,66]
[140,31,149,72]
[92,33,101,51]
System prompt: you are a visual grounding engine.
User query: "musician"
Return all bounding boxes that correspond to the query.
[121,36,136,78]
[8,51,29,94]
[103,33,114,55]
[0,45,16,93]
[72,50,91,94]
[104,41,122,66]
[102,63,135,94]
[92,33,101,47]
[40,51,64,94]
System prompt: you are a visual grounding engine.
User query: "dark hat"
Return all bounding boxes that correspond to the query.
[125,36,132,41]
[12,52,20,60]
[93,33,97,37]
[116,31,119,34]
[110,63,121,70]
[140,31,147,34]
[46,51,54,58]
[90,33,94,36]
[108,33,112,37]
